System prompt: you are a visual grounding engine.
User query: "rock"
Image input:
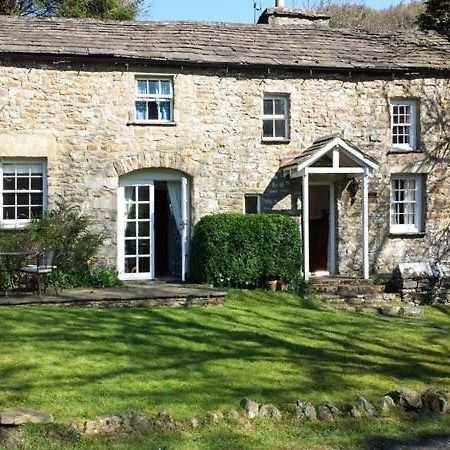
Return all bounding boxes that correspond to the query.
[153,411,177,431]
[381,306,403,317]
[205,411,222,425]
[295,401,317,421]
[0,408,54,426]
[130,414,151,433]
[258,404,282,421]
[388,388,423,411]
[345,403,362,418]
[395,262,434,280]
[317,404,334,421]
[356,396,376,416]
[189,417,200,429]
[422,389,449,415]
[240,398,259,419]
[226,410,240,422]
[380,395,396,415]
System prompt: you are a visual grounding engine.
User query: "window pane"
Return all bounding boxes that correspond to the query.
[138,239,150,255]
[149,80,159,95]
[275,120,286,138]
[135,101,147,121]
[274,99,285,115]
[3,177,15,190]
[160,80,171,95]
[16,177,29,190]
[125,257,137,274]
[147,102,158,120]
[17,193,29,206]
[138,204,150,219]
[139,257,150,273]
[158,101,171,121]
[137,80,148,95]
[31,206,42,219]
[3,207,15,220]
[245,196,258,214]
[17,207,29,219]
[263,120,274,138]
[125,240,137,256]
[263,99,273,115]
[138,186,150,202]
[31,177,43,191]
[127,205,136,220]
[3,193,15,206]
[139,221,150,237]
[125,186,136,202]
[125,222,136,237]
[31,193,43,205]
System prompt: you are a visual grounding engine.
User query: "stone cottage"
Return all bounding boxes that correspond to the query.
[0,2,450,282]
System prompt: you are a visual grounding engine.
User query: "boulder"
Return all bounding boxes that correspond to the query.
[394,262,434,281]
[422,389,449,415]
[226,410,240,422]
[153,411,177,431]
[240,398,259,419]
[130,414,151,433]
[258,404,282,421]
[344,403,362,418]
[380,395,396,416]
[388,388,423,411]
[356,396,376,417]
[0,408,54,426]
[317,404,334,421]
[295,401,317,421]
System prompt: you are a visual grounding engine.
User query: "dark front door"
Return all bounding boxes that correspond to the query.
[309,214,329,273]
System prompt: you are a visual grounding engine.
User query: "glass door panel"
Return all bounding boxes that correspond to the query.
[123,184,154,278]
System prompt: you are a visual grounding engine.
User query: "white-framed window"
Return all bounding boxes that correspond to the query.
[390,175,423,234]
[0,160,47,228]
[390,99,418,151]
[263,95,289,141]
[135,78,174,123]
[244,194,261,214]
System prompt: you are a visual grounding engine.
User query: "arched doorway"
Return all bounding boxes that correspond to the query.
[117,169,190,281]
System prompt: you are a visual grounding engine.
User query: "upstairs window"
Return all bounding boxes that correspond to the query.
[390,100,418,151]
[0,161,46,228]
[263,95,289,141]
[390,175,423,234]
[244,194,261,214]
[135,78,173,123]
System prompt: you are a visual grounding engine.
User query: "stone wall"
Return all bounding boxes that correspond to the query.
[1,58,450,275]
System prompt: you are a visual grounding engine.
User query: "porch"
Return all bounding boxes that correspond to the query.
[282,135,379,280]
[0,282,226,308]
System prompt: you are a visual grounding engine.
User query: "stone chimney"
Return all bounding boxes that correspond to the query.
[257,2,330,27]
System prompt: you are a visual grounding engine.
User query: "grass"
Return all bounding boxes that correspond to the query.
[0,290,449,449]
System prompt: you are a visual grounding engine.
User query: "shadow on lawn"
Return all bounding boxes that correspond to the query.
[0,294,448,417]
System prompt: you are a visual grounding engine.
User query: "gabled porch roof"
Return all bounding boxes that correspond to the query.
[281,134,379,178]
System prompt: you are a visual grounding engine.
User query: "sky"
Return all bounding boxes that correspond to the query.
[146,0,407,23]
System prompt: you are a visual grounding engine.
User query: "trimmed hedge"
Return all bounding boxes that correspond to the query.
[190,213,302,288]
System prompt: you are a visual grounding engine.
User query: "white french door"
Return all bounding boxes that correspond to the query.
[117,171,190,282]
[120,183,155,280]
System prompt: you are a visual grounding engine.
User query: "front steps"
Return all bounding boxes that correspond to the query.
[309,277,422,317]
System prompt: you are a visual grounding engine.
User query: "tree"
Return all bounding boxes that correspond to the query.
[0,0,142,19]
[418,0,450,37]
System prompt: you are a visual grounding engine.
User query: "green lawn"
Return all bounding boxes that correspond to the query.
[0,291,449,449]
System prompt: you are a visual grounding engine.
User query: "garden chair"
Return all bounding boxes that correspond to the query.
[19,249,58,296]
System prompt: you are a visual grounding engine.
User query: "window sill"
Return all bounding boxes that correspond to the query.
[388,147,421,154]
[127,121,176,127]
[262,138,290,145]
[1,221,30,230]
[389,231,425,239]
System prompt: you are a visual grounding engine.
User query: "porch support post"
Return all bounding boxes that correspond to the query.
[362,169,369,280]
[302,171,310,281]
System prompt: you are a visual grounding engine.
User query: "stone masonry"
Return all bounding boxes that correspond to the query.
[1,36,450,277]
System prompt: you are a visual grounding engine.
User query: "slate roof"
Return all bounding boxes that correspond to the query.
[280,134,379,170]
[0,15,449,73]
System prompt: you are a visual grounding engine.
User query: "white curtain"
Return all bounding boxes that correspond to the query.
[167,181,182,234]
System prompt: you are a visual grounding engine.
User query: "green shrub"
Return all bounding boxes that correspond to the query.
[46,267,122,290]
[28,200,103,272]
[190,213,302,288]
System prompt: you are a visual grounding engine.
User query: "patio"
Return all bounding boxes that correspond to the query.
[0,281,226,308]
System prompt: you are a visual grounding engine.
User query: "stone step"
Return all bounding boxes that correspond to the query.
[312,284,387,296]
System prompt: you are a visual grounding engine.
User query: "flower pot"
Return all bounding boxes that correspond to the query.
[265,280,278,291]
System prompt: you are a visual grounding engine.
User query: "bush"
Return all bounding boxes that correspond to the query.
[28,200,104,272]
[46,267,123,290]
[191,213,302,288]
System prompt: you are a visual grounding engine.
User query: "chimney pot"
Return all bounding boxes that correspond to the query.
[275,0,285,6]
